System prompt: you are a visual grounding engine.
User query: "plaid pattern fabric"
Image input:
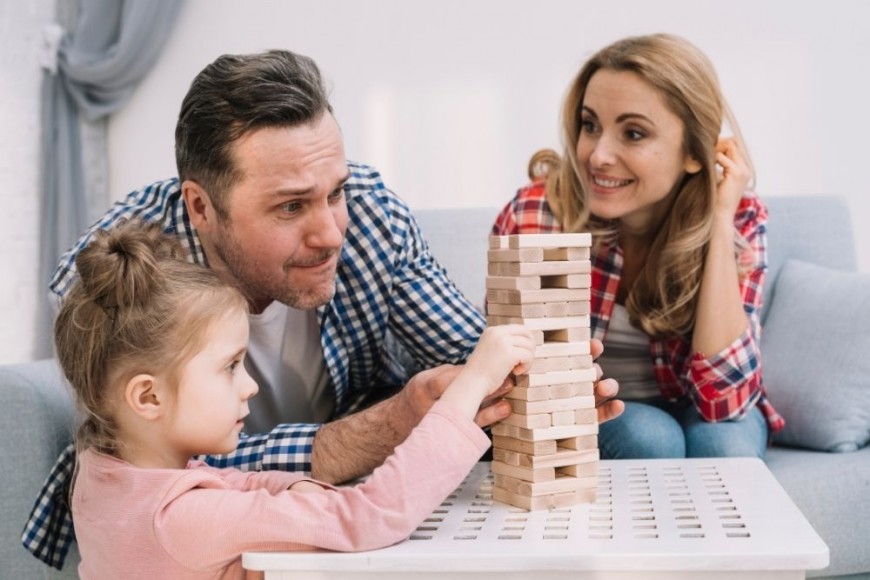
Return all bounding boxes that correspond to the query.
[23,162,486,569]
[492,182,784,432]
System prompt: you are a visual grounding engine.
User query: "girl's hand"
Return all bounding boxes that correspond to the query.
[715,137,752,218]
[465,324,535,397]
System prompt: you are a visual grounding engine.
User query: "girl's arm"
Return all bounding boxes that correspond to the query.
[156,401,490,570]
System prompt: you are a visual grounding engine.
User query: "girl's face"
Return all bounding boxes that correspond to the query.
[165,307,258,461]
[575,69,701,235]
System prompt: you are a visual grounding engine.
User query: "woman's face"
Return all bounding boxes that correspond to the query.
[575,69,700,235]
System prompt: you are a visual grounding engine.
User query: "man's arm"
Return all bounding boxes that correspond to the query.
[311,340,623,484]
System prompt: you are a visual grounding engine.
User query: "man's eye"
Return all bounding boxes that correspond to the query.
[281,202,302,213]
[329,186,345,201]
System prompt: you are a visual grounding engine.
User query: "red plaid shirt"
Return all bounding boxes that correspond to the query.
[492,182,784,433]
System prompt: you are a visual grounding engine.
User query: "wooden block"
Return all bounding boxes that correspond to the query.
[511,395,595,415]
[489,260,591,277]
[550,382,594,398]
[486,278,543,295]
[491,422,598,442]
[511,448,600,470]
[550,410,576,426]
[487,247,544,263]
[529,354,593,373]
[557,435,598,451]
[506,233,592,249]
[486,315,590,331]
[504,386,551,401]
[489,235,509,249]
[544,327,591,342]
[499,411,551,429]
[492,435,557,456]
[542,301,591,317]
[495,473,599,496]
[492,486,596,510]
[491,460,555,482]
[486,288,590,305]
[515,368,598,388]
[535,341,591,358]
[559,461,600,478]
[487,302,544,317]
[505,382,593,402]
[543,247,591,261]
[575,408,598,424]
[541,273,592,289]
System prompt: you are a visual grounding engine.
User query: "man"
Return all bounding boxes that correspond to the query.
[24,49,622,569]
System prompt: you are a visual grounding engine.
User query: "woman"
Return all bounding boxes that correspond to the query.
[492,34,783,458]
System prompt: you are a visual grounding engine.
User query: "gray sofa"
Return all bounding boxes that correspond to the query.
[2,195,868,579]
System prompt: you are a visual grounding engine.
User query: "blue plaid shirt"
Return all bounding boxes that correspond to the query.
[22,162,486,569]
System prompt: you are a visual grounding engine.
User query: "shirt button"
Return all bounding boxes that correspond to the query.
[656,358,663,365]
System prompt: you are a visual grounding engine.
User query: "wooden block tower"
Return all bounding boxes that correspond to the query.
[486,233,599,510]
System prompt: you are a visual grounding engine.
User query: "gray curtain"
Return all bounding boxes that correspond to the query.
[36,0,184,357]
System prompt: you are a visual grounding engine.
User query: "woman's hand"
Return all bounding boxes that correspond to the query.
[715,137,752,218]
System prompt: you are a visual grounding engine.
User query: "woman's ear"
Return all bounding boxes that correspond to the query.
[684,156,703,175]
[124,374,164,421]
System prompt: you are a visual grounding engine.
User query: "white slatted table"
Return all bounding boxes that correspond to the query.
[243,458,828,579]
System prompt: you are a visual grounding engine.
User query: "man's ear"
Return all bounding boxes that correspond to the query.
[684,156,703,175]
[182,180,216,232]
[124,374,165,421]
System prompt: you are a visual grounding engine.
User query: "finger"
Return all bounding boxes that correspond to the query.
[590,337,603,360]
[597,399,625,424]
[482,376,514,404]
[474,399,512,428]
[594,377,619,401]
[594,362,603,382]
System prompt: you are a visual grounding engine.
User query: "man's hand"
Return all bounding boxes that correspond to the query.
[589,338,624,424]
[311,339,623,484]
[403,338,624,428]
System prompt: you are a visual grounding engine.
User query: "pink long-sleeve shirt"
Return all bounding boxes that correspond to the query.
[72,401,490,579]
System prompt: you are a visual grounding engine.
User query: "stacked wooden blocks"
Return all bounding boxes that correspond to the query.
[486,233,599,510]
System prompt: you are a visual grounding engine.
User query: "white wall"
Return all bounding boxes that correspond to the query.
[0,0,54,365]
[3,0,869,363]
[110,0,870,273]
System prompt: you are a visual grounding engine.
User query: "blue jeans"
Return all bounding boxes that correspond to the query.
[599,399,768,459]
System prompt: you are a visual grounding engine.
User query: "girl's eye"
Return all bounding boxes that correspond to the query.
[625,129,646,141]
[227,360,239,374]
[580,119,598,134]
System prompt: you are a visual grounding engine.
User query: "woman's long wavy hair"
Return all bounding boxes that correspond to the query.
[533,33,754,339]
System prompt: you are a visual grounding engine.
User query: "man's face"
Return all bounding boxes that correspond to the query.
[207,114,350,313]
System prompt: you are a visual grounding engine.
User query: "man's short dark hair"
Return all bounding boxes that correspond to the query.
[175,50,332,217]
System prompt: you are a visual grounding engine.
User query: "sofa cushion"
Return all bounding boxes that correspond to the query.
[762,259,870,452]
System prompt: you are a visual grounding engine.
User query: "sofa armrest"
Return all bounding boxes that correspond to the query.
[0,360,77,578]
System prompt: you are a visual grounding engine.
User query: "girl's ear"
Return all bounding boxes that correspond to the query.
[124,374,164,421]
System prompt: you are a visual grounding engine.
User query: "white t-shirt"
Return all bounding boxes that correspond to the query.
[596,304,659,401]
[243,301,334,433]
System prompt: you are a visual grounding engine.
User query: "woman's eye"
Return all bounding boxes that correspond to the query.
[580,119,598,134]
[626,129,645,141]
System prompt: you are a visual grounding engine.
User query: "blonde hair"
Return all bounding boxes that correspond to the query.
[534,33,754,339]
[54,220,248,457]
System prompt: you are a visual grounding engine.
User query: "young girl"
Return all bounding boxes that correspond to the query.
[56,220,533,579]
[493,34,782,459]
